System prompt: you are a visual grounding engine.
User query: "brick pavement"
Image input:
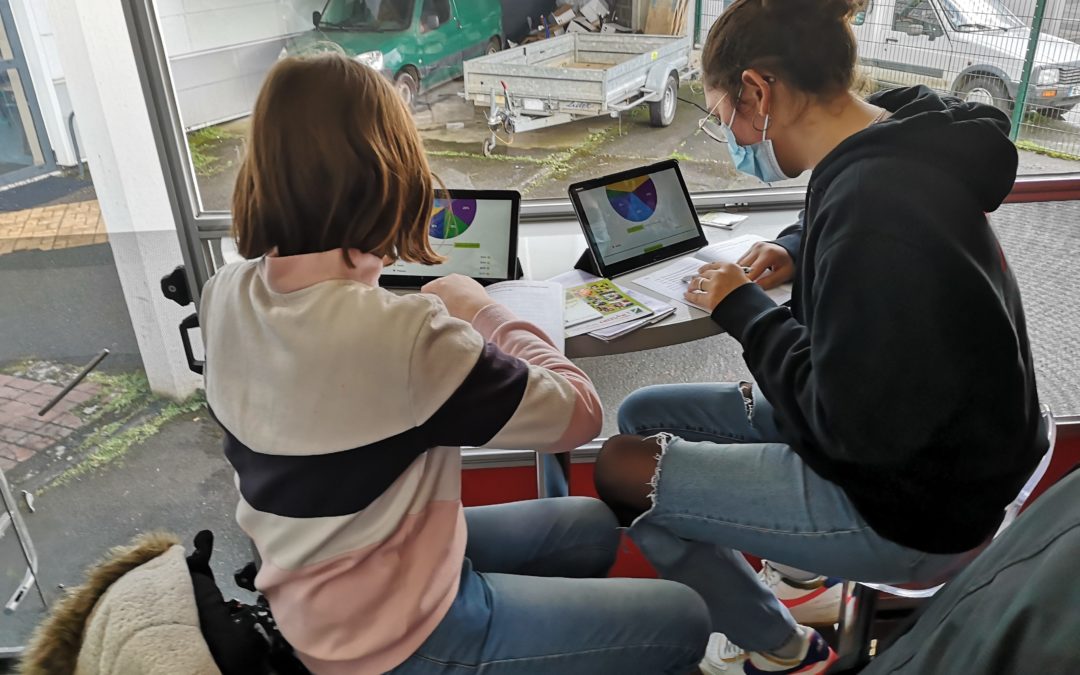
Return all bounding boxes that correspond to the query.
[0,200,107,255]
[0,373,100,471]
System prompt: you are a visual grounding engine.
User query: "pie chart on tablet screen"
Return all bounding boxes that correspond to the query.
[606,176,658,223]
[429,198,477,239]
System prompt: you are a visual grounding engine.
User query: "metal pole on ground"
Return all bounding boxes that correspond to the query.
[1011,0,1050,141]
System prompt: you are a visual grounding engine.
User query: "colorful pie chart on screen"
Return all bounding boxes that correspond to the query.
[429,198,477,239]
[606,176,658,223]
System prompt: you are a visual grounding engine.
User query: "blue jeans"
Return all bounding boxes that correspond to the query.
[619,383,966,653]
[389,497,709,674]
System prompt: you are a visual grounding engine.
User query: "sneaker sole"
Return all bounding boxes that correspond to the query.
[790,649,840,674]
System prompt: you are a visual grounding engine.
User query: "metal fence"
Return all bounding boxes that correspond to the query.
[695,0,1080,160]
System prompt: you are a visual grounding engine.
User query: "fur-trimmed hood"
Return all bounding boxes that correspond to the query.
[20,532,221,675]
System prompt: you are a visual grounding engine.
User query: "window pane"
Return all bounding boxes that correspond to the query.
[158,1,813,215]
[159,1,1080,217]
[845,0,1080,175]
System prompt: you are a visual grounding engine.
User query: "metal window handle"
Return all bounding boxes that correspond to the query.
[180,313,205,375]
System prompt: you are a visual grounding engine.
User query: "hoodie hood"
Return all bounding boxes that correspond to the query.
[812,86,1018,213]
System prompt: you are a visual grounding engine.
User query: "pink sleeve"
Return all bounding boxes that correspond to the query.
[471,304,603,452]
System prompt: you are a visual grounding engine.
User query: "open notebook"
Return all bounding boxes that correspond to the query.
[634,234,792,309]
[485,281,566,352]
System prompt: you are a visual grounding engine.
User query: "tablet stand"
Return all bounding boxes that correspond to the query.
[572,250,604,277]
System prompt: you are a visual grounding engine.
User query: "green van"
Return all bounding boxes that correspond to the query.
[288,0,504,106]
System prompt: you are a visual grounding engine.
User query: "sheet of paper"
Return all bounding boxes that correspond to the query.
[486,281,566,352]
[634,256,792,310]
[694,234,767,264]
[633,256,707,307]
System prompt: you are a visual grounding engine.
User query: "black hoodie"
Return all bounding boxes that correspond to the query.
[712,86,1047,554]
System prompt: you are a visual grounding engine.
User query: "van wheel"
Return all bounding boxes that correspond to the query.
[487,37,502,56]
[395,70,419,109]
[649,73,678,127]
[958,76,1012,113]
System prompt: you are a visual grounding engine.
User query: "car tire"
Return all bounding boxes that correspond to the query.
[487,37,502,56]
[958,76,1012,113]
[649,73,678,127]
[395,69,419,109]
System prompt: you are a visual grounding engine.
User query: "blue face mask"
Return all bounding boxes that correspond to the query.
[720,101,793,184]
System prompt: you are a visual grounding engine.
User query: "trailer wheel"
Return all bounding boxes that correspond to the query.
[487,37,503,56]
[650,73,678,127]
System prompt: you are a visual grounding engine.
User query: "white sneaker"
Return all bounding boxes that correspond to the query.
[700,632,746,674]
[700,627,838,675]
[757,561,843,626]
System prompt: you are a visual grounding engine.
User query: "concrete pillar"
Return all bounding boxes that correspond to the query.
[46,0,201,400]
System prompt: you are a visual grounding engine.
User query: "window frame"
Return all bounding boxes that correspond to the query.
[121,0,1080,300]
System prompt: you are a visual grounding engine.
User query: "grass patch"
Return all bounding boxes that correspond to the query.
[40,371,206,491]
[1016,140,1080,162]
[48,394,205,489]
[0,360,34,376]
[669,151,693,162]
[531,128,616,185]
[187,126,242,178]
[427,149,546,164]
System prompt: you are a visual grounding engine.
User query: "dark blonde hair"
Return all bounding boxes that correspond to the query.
[232,54,442,266]
[703,0,859,98]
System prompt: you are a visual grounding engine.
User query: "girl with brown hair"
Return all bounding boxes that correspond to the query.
[200,53,710,674]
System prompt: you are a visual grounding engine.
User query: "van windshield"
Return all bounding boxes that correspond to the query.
[936,0,1025,32]
[319,0,414,31]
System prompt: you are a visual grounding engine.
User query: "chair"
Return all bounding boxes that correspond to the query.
[832,404,1058,671]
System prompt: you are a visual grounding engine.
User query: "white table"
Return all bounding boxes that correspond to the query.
[518,208,800,358]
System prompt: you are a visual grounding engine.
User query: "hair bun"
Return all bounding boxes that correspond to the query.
[762,0,858,21]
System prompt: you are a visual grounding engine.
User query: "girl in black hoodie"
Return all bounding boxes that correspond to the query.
[594,0,1049,673]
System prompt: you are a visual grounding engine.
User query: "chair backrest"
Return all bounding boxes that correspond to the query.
[862,405,1056,598]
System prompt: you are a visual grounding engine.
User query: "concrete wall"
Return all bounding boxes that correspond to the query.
[156,0,321,130]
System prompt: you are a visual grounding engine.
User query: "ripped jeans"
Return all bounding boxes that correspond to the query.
[617,383,965,653]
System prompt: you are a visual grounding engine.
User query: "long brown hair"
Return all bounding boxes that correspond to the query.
[232,54,442,266]
[703,0,859,98]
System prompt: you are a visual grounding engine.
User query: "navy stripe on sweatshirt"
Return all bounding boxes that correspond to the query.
[223,342,529,519]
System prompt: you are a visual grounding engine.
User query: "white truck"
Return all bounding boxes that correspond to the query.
[853,0,1080,116]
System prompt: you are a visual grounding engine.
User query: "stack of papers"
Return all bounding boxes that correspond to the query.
[549,270,676,341]
[588,288,676,341]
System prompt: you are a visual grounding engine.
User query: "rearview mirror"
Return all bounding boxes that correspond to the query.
[312,10,322,28]
[903,23,924,36]
[422,14,440,31]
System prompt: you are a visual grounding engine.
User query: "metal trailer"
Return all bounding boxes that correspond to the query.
[462,33,696,155]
